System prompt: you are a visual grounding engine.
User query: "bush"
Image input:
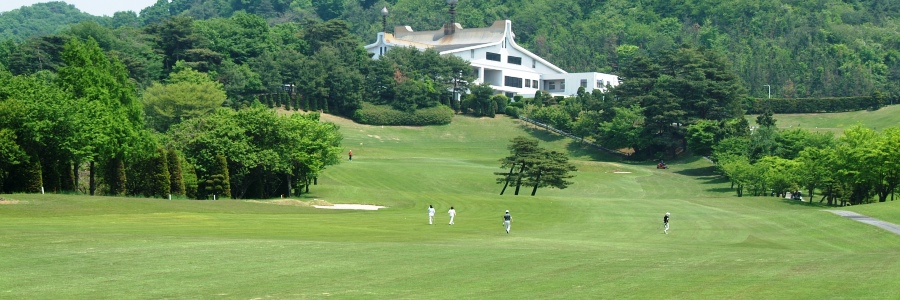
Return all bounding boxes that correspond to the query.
[505,106,521,118]
[352,102,454,125]
[492,94,509,113]
[748,96,883,114]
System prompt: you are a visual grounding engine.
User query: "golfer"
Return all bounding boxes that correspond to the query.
[663,212,670,234]
[448,206,456,225]
[428,205,435,225]
[503,210,512,234]
[348,150,353,160]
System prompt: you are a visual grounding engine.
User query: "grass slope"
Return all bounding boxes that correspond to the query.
[748,104,900,136]
[2,114,900,299]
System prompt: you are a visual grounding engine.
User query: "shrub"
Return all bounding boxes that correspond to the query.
[748,96,883,114]
[492,94,509,113]
[352,102,454,125]
[505,106,521,118]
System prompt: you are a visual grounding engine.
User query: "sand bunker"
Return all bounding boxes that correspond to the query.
[0,199,21,204]
[313,204,387,210]
[613,171,632,174]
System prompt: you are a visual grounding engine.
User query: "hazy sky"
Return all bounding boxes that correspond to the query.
[0,0,159,16]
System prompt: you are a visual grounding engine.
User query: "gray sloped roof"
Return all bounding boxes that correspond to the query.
[392,21,506,47]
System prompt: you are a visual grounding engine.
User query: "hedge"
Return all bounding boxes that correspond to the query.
[352,103,454,126]
[747,95,888,114]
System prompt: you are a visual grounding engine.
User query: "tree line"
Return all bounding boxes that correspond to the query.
[713,115,900,206]
[0,37,342,199]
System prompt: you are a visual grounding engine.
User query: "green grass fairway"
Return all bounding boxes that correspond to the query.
[748,104,900,136]
[3,114,900,299]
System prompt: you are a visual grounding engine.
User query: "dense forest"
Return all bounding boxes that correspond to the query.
[3,0,899,99]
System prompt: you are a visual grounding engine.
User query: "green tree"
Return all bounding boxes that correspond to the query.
[167,149,186,196]
[56,37,149,195]
[595,105,645,151]
[496,136,541,195]
[143,67,227,132]
[496,136,576,196]
[524,149,577,196]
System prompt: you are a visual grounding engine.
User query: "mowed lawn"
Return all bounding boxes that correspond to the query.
[3,114,900,299]
[748,104,900,136]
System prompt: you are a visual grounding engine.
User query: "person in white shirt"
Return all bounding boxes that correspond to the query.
[428,205,435,225]
[448,206,456,225]
[664,212,670,234]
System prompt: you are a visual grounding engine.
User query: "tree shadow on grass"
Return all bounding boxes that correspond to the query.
[779,198,832,208]
[566,141,625,161]
[706,186,734,193]
[674,165,718,177]
[516,122,566,143]
[515,121,626,162]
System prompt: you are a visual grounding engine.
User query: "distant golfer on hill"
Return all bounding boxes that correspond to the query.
[348,150,353,160]
[663,212,670,234]
[428,205,435,225]
[448,206,456,225]
[503,210,513,234]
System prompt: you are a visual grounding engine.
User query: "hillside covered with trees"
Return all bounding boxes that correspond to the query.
[3,0,899,99]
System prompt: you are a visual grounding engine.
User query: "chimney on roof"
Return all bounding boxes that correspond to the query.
[445,0,458,35]
[381,7,389,33]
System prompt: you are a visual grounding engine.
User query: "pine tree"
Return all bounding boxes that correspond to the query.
[167,149,186,196]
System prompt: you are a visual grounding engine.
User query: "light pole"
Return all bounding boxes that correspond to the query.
[764,84,771,99]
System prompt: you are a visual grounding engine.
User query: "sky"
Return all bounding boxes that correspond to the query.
[0,0,159,16]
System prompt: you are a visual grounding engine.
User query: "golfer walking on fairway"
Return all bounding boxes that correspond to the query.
[428,205,435,225]
[448,206,456,225]
[663,212,670,234]
[503,210,512,234]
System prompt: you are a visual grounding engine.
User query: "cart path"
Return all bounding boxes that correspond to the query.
[826,210,900,235]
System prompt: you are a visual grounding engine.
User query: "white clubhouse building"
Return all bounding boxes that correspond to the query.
[365,11,619,98]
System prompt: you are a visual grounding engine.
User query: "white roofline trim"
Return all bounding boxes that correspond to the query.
[438,20,566,74]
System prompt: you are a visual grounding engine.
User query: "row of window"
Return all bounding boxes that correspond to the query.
[486,52,533,68]
[504,76,541,89]
[580,79,607,88]
[548,81,564,90]
[501,76,605,91]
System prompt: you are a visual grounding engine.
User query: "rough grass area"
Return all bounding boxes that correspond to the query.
[3,114,900,299]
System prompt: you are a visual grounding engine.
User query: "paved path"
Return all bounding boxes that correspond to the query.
[826,210,900,235]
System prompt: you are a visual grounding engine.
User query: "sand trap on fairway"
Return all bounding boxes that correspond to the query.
[314,204,387,210]
[0,198,21,204]
[613,171,632,174]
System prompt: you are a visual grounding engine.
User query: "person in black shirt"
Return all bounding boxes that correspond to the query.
[503,210,513,234]
[663,212,670,234]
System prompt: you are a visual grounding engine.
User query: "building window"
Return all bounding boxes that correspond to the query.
[561,81,566,90]
[596,80,603,88]
[470,49,474,59]
[486,52,501,62]
[507,56,522,65]
[580,79,587,88]
[525,79,531,88]
[504,76,522,88]
[533,80,538,88]
[549,81,555,90]
[532,59,536,68]
[505,92,514,98]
